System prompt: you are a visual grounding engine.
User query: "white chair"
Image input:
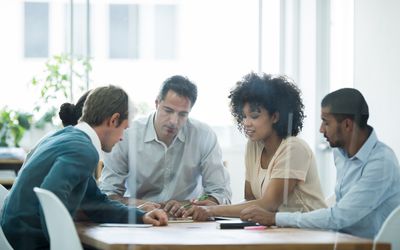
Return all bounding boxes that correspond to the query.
[0,184,9,216]
[374,205,400,250]
[33,187,83,250]
[0,184,13,250]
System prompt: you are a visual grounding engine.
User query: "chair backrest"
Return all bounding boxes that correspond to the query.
[374,205,400,250]
[0,184,9,217]
[33,187,83,250]
[0,184,13,250]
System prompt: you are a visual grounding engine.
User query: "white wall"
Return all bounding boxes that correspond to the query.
[354,0,400,158]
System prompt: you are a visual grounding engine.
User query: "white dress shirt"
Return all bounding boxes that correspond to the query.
[99,113,232,204]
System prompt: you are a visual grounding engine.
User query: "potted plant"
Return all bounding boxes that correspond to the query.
[0,107,32,147]
[30,53,92,128]
[0,54,91,153]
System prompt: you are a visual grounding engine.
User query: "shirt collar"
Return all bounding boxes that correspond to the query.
[352,127,377,163]
[75,122,103,159]
[143,112,186,143]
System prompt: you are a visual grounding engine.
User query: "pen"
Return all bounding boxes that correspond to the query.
[182,203,192,209]
[197,194,209,201]
[181,194,209,210]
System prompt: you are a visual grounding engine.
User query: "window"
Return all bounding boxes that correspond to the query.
[24,2,49,58]
[330,0,354,90]
[154,5,177,59]
[109,4,139,59]
[1,0,358,204]
[65,3,91,57]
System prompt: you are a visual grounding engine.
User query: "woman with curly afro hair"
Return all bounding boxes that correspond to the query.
[183,73,326,221]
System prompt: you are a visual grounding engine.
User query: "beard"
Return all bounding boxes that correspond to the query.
[325,126,344,148]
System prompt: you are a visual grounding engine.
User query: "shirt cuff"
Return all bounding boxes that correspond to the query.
[275,212,300,227]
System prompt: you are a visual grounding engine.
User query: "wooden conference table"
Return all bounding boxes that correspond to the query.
[76,221,390,250]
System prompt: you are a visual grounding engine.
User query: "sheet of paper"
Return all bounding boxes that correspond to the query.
[99,223,152,228]
[168,217,194,223]
[214,216,240,220]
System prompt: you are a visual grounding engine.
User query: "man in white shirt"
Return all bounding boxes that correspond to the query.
[99,75,231,215]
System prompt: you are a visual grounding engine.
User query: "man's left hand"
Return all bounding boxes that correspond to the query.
[191,199,218,206]
[163,200,186,217]
[240,205,276,226]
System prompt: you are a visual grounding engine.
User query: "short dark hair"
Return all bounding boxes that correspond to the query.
[229,72,305,138]
[58,90,91,127]
[80,85,129,126]
[321,88,369,128]
[157,75,197,107]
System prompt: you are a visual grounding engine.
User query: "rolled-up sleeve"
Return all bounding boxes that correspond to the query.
[99,131,130,196]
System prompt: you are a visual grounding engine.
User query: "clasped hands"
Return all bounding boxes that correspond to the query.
[138,195,217,220]
[164,198,217,220]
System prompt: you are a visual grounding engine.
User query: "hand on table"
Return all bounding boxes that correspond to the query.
[143,209,168,226]
[182,205,212,221]
[240,205,276,226]
[163,195,217,218]
[163,200,187,217]
[191,199,218,206]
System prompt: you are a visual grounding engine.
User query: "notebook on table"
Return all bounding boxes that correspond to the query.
[99,223,152,228]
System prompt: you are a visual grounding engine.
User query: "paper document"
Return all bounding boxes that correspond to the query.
[99,223,152,228]
[214,216,240,220]
[168,217,194,223]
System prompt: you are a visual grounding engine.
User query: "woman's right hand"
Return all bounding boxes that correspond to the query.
[182,205,212,221]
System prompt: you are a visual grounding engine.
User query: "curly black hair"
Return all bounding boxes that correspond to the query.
[228,72,305,138]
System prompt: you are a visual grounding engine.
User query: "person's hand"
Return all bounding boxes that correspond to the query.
[191,194,218,206]
[137,201,161,212]
[142,209,168,226]
[240,205,276,226]
[163,200,186,217]
[182,206,212,221]
[191,199,218,206]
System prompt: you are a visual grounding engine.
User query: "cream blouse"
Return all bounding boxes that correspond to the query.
[245,137,326,212]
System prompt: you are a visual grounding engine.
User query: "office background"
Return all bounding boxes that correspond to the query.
[0,0,399,203]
